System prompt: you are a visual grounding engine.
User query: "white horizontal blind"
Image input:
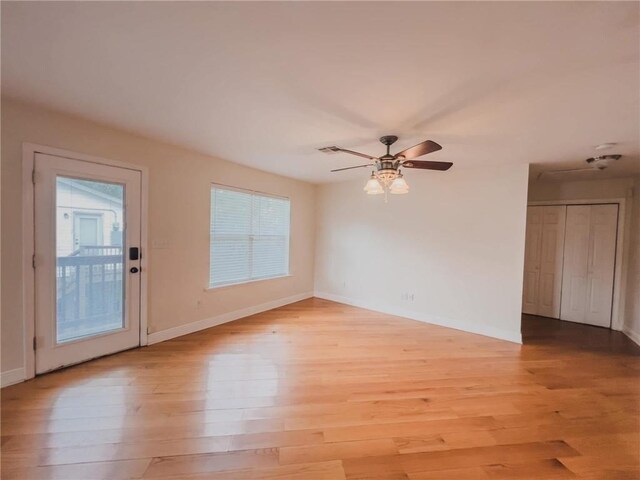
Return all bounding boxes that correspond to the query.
[210,186,290,287]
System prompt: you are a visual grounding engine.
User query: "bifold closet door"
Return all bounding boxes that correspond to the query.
[522,205,566,318]
[560,204,618,327]
[522,207,543,315]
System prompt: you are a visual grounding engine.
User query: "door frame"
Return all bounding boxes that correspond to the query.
[22,143,149,380]
[528,197,628,331]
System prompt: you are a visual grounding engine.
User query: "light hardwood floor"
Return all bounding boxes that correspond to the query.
[2,298,639,479]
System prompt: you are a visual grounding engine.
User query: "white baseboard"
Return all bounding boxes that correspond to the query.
[314,291,522,344]
[1,368,26,388]
[147,292,314,345]
[623,326,640,346]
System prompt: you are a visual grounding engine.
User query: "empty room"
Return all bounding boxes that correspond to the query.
[1,2,639,479]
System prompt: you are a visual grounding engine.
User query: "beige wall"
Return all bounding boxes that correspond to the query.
[314,164,530,343]
[625,177,640,339]
[1,98,316,373]
[528,177,635,202]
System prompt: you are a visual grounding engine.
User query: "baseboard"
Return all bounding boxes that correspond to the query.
[1,368,26,388]
[147,291,314,345]
[314,291,522,344]
[622,326,640,346]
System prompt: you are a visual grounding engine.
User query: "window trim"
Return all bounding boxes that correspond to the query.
[208,183,292,289]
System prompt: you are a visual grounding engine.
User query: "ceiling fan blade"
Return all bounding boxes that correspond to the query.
[401,160,453,171]
[331,164,374,172]
[395,140,442,159]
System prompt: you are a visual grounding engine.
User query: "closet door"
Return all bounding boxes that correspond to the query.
[522,206,566,317]
[537,206,566,318]
[522,207,543,314]
[584,205,618,327]
[560,204,618,327]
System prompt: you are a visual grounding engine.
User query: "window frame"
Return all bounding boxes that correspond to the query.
[208,183,292,289]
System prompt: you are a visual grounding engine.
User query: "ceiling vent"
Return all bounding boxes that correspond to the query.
[318,146,341,154]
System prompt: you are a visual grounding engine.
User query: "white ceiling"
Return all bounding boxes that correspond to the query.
[2,2,639,183]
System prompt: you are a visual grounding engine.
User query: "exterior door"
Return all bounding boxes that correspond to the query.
[34,153,142,374]
[522,205,565,318]
[560,204,618,327]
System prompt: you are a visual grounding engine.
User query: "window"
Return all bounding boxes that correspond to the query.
[209,185,291,288]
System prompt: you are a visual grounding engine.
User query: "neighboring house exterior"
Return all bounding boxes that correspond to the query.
[56,177,124,257]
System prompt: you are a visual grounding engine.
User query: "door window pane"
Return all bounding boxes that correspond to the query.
[56,177,125,342]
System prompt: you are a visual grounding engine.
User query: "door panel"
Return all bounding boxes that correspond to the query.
[560,206,590,323]
[522,207,543,314]
[522,205,565,318]
[34,153,142,374]
[584,205,618,327]
[537,206,566,318]
[560,204,617,327]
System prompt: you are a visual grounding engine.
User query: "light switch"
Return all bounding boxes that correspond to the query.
[152,239,170,249]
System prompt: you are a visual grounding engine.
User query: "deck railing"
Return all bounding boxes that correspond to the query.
[56,246,124,341]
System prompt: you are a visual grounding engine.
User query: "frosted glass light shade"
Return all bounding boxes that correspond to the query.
[364,176,384,195]
[389,175,409,194]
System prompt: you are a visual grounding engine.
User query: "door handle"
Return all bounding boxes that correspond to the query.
[130,267,140,274]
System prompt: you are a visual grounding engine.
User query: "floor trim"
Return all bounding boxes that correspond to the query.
[623,326,640,346]
[1,368,26,388]
[147,292,314,345]
[314,291,522,344]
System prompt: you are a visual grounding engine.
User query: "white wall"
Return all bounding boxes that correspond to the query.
[314,164,530,343]
[1,98,316,379]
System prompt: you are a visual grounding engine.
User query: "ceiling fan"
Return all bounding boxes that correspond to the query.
[537,154,621,180]
[319,135,452,197]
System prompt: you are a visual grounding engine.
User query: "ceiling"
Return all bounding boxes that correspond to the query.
[2,2,639,183]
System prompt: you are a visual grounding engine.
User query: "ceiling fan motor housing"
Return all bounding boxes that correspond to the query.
[379,135,399,146]
[586,154,621,170]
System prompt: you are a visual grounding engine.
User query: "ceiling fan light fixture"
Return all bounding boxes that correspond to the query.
[326,136,450,199]
[389,172,409,194]
[364,174,384,195]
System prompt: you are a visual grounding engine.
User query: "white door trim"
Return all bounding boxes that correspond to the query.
[22,143,149,381]
[528,197,628,331]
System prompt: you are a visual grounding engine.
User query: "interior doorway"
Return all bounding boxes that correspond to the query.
[522,201,622,329]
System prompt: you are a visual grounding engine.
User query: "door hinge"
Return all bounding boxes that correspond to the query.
[33,337,37,350]
[32,254,36,269]
[32,169,36,184]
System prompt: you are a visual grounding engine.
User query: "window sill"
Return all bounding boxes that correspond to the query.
[205,274,293,291]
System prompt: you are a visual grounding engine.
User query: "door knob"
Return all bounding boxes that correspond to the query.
[130,267,139,274]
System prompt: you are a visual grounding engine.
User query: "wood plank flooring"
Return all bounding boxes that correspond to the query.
[2,298,639,479]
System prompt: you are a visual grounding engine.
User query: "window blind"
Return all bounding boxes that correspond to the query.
[209,186,290,288]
